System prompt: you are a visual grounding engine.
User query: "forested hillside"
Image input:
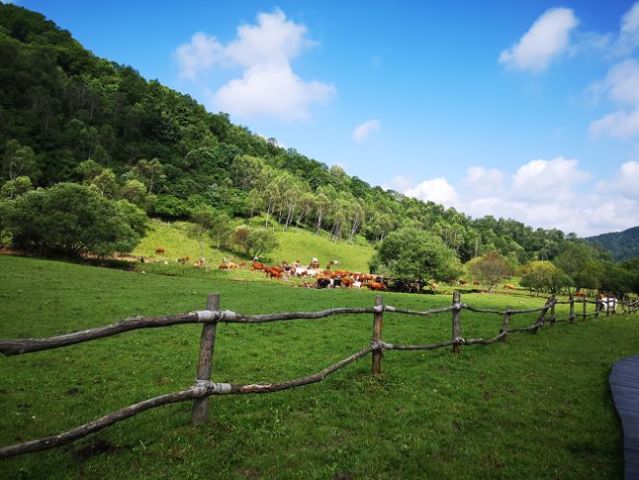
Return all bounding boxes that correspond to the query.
[587,226,639,261]
[0,3,582,264]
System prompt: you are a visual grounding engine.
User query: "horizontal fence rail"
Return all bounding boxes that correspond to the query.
[1,292,638,459]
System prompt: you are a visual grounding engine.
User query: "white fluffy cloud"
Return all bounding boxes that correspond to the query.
[499,7,578,73]
[598,160,639,198]
[404,177,458,207]
[590,109,639,138]
[597,59,639,104]
[397,160,638,236]
[174,10,335,121]
[174,32,224,80]
[511,157,590,200]
[212,62,335,121]
[589,59,639,138]
[352,119,381,142]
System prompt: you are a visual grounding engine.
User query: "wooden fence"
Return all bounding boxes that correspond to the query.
[1,292,638,459]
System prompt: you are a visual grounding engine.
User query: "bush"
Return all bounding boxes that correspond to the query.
[5,182,146,257]
[520,261,572,295]
[232,225,279,259]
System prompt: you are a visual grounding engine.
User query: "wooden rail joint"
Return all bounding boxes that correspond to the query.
[370,338,385,352]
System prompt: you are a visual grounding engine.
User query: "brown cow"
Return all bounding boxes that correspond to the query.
[341,277,353,288]
[155,247,165,255]
[251,261,266,271]
[265,267,283,279]
[367,281,386,291]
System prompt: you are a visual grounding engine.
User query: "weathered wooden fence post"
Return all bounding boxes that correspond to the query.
[499,307,511,341]
[372,295,384,374]
[569,295,575,323]
[192,293,219,426]
[595,297,600,319]
[452,291,462,353]
[533,297,552,333]
[549,295,557,325]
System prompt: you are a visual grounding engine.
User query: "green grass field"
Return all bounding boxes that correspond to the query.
[1,255,637,479]
[131,219,374,273]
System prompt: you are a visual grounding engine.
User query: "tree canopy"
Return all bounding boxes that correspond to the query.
[371,228,462,282]
[2,183,146,257]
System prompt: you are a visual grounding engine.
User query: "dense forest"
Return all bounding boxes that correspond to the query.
[0,4,637,295]
[587,227,639,262]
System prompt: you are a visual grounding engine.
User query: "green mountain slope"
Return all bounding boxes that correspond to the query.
[587,226,639,261]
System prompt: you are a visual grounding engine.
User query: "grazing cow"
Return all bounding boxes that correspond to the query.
[251,261,266,271]
[598,295,617,313]
[177,256,190,265]
[155,247,165,255]
[265,267,283,279]
[193,258,205,268]
[367,281,386,291]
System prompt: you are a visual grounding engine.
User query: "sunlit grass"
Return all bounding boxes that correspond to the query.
[1,255,635,479]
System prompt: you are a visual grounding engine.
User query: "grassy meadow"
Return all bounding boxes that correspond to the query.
[131,219,374,273]
[1,254,637,479]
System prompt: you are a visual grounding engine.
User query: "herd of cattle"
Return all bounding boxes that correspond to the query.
[149,248,625,303]
[222,259,389,291]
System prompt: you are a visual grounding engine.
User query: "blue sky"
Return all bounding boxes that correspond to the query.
[13,1,639,235]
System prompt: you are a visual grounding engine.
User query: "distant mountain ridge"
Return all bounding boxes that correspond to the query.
[586,226,639,261]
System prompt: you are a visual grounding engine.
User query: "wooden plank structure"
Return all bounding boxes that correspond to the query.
[0,292,638,459]
[610,355,639,480]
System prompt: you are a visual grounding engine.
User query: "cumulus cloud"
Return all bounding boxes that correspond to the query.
[174,9,335,121]
[404,177,458,207]
[174,32,224,80]
[511,157,590,200]
[590,109,639,138]
[211,62,335,121]
[588,59,639,138]
[352,119,381,142]
[397,159,638,236]
[597,160,639,198]
[499,7,578,73]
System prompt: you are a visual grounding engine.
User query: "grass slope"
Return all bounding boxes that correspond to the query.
[272,226,374,272]
[132,219,374,272]
[1,255,636,479]
[131,220,227,264]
